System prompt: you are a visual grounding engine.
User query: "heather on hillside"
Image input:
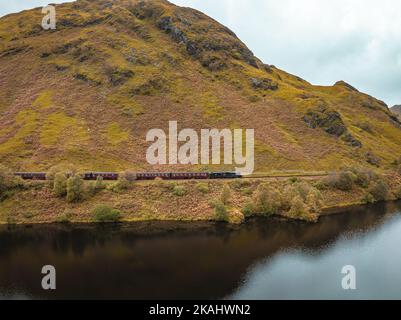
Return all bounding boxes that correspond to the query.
[0,0,400,173]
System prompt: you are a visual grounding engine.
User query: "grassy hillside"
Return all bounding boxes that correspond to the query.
[1,0,401,173]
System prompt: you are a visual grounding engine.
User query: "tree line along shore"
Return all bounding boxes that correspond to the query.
[1,162,401,225]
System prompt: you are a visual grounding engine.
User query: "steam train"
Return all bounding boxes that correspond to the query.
[14,171,242,181]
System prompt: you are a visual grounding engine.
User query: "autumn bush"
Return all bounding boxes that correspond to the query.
[88,176,105,196]
[109,173,130,193]
[0,164,24,201]
[53,172,67,197]
[395,186,401,200]
[213,200,229,222]
[306,188,323,213]
[120,170,137,182]
[348,166,377,188]
[66,175,84,203]
[369,180,389,202]
[363,193,375,204]
[288,195,310,219]
[241,202,255,217]
[92,205,121,222]
[46,164,77,182]
[220,184,231,205]
[252,183,281,216]
[322,167,380,191]
[333,170,355,191]
[196,182,209,194]
[172,185,187,196]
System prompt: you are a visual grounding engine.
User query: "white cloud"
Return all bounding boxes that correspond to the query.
[1,0,400,105]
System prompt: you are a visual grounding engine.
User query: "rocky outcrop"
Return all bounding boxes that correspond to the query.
[304,106,347,137]
[342,133,362,148]
[303,105,362,148]
[366,152,381,167]
[391,105,401,117]
[127,1,261,70]
[251,77,279,91]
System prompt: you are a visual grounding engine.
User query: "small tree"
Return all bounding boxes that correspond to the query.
[348,166,373,188]
[46,164,77,181]
[214,200,228,222]
[242,202,255,217]
[87,181,96,197]
[395,186,401,200]
[95,176,105,190]
[66,175,84,203]
[196,182,209,194]
[172,185,187,196]
[306,188,323,213]
[110,174,130,193]
[281,184,299,210]
[294,182,312,200]
[121,170,137,182]
[92,205,121,222]
[53,172,67,197]
[0,164,15,194]
[336,171,355,191]
[289,196,310,219]
[253,183,281,216]
[363,193,375,204]
[369,180,389,202]
[221,184,231,205]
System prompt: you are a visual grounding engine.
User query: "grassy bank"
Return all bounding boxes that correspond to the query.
[1,165,401,225]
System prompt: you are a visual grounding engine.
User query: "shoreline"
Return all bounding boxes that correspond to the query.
[1,199,399,227]
[1,170,400,226]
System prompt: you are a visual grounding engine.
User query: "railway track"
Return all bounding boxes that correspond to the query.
[14,171,330,181]
[243,173,329,179]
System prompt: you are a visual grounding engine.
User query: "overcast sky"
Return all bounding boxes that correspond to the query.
[1,0,400,106]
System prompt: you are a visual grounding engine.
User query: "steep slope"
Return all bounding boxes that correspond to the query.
[0,0,400,172]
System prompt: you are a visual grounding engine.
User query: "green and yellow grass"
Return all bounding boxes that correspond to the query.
[0,0,400,174]
[1,172,400,225]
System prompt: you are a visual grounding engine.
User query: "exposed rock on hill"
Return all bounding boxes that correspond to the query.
[391,105,401,118]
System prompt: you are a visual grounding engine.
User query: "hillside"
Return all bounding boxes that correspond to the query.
[1,0,401,173]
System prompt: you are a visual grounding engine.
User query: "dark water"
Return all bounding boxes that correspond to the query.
[1,201,401,300]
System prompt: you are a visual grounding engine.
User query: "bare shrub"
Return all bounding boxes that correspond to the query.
[221,184,231,205]
[288,196,310,219]
[324,170,355,191]
[120,170,137,182]
[369,180,389,202]
[252,183,281,216]
[53,172,67,197]
[46,164,77,181]
[213,200,229,222]
[66,175,84,203]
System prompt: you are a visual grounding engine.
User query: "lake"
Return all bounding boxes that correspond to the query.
[1,201,401,300]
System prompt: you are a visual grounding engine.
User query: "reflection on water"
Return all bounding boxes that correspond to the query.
[0,201,401,300]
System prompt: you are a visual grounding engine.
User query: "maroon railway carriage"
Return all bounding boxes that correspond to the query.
[136,172,171,180]
[14,172,47,180]
[15,171,242,181]
[84,172,119,180]
[171,172,209,180]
